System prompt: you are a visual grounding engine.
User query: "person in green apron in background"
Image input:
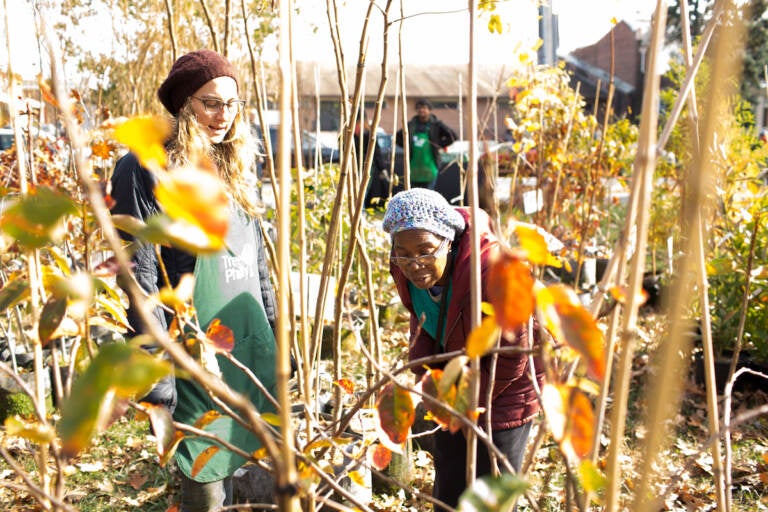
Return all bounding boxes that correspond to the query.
[396,99,458,189]
[110,49,277,511]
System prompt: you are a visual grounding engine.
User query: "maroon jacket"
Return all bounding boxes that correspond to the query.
[390,208,542,430]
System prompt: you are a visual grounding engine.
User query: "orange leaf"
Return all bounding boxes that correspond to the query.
[536,284,606,382]
[334,378,355,394]
[566,388,595,460]
[376,383,415,445]
[466,315,502,358]
[369,444,392,470]
[191,446,220,478]
[487,249,535,334]
[206,319,234,352]
[609,285,648,306]
[154,167,229,250]
[37,76,58,108]
[541,383,595,461]
[193,410,222,429]
[91,140,113,159]
[113,116,170,171]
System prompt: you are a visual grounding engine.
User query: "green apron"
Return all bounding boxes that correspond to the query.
[410,131,438,183]
[173,207,277,483]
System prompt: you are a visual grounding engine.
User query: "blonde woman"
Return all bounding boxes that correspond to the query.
[111,50,276,511]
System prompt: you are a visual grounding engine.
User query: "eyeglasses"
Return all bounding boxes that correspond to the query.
[191,96,246,115]
[391,237,450,268]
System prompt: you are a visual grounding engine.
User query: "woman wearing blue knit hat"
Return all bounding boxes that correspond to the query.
[382,188,543,511]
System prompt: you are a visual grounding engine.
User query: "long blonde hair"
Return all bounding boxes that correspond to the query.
[166,99,259,217]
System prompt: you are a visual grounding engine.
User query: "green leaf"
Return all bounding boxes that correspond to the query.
[38,295,68,345]
[0,187,79,248]
[0,278,30,313]
[111,213,147,238]
[458,473,529,511]
[58,343,172,457]
[376,382,415,445]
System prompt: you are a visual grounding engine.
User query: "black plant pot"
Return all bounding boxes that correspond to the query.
[692,351,768,394]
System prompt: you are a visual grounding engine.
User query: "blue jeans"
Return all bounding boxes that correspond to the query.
[179,473,233,512]
[431,422,532,511]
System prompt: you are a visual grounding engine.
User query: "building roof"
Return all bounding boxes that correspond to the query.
[295,61,520,99]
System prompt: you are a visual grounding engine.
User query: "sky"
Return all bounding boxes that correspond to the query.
[1,0,661,80]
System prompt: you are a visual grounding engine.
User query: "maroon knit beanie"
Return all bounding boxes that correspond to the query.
[157,49,239,117]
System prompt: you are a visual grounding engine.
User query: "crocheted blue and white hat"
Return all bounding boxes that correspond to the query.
[382,188,465,241]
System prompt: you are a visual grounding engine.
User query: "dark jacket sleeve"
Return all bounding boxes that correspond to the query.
[254,218,277,330]
[110,152,177,412]
[432,119,457,152]
[111,153,167,334]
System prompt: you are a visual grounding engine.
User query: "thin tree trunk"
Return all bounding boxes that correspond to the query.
[604,2,666,509]
[198,0,220,53]
[163,0,177,61]
[635,2,743,510]
[276,0,300,509]
[465,0,481,489]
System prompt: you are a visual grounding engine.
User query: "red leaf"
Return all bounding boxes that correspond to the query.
[376,383,415,445]
[206,319,234,352]
[420,369,454,429]
[370,444,392,470]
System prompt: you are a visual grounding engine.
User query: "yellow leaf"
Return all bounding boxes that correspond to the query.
[487,14,503,34]
[261,412,282,427]
[515,223,561,267]
[348,470,366,486]
[113,116,170,171]
[466,316,502,358]
[5,416,56,444]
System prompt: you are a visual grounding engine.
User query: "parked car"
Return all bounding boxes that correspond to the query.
[0,128,14,150]
[252,124,339,170]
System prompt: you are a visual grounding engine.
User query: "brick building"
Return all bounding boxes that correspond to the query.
[562,20,648,121]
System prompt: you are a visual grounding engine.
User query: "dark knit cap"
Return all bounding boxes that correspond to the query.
[157,50,239,116]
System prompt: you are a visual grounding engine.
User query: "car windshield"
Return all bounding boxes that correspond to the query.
[376,133,392,149]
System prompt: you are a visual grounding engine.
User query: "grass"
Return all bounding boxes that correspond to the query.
[0,315,766,511]
[0,410,179,511]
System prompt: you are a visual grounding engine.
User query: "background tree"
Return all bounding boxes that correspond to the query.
[665,0,712,43]
[740,0,768,108]
[667,0,768,111]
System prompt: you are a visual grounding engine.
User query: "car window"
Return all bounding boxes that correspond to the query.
[376,134,392,149]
